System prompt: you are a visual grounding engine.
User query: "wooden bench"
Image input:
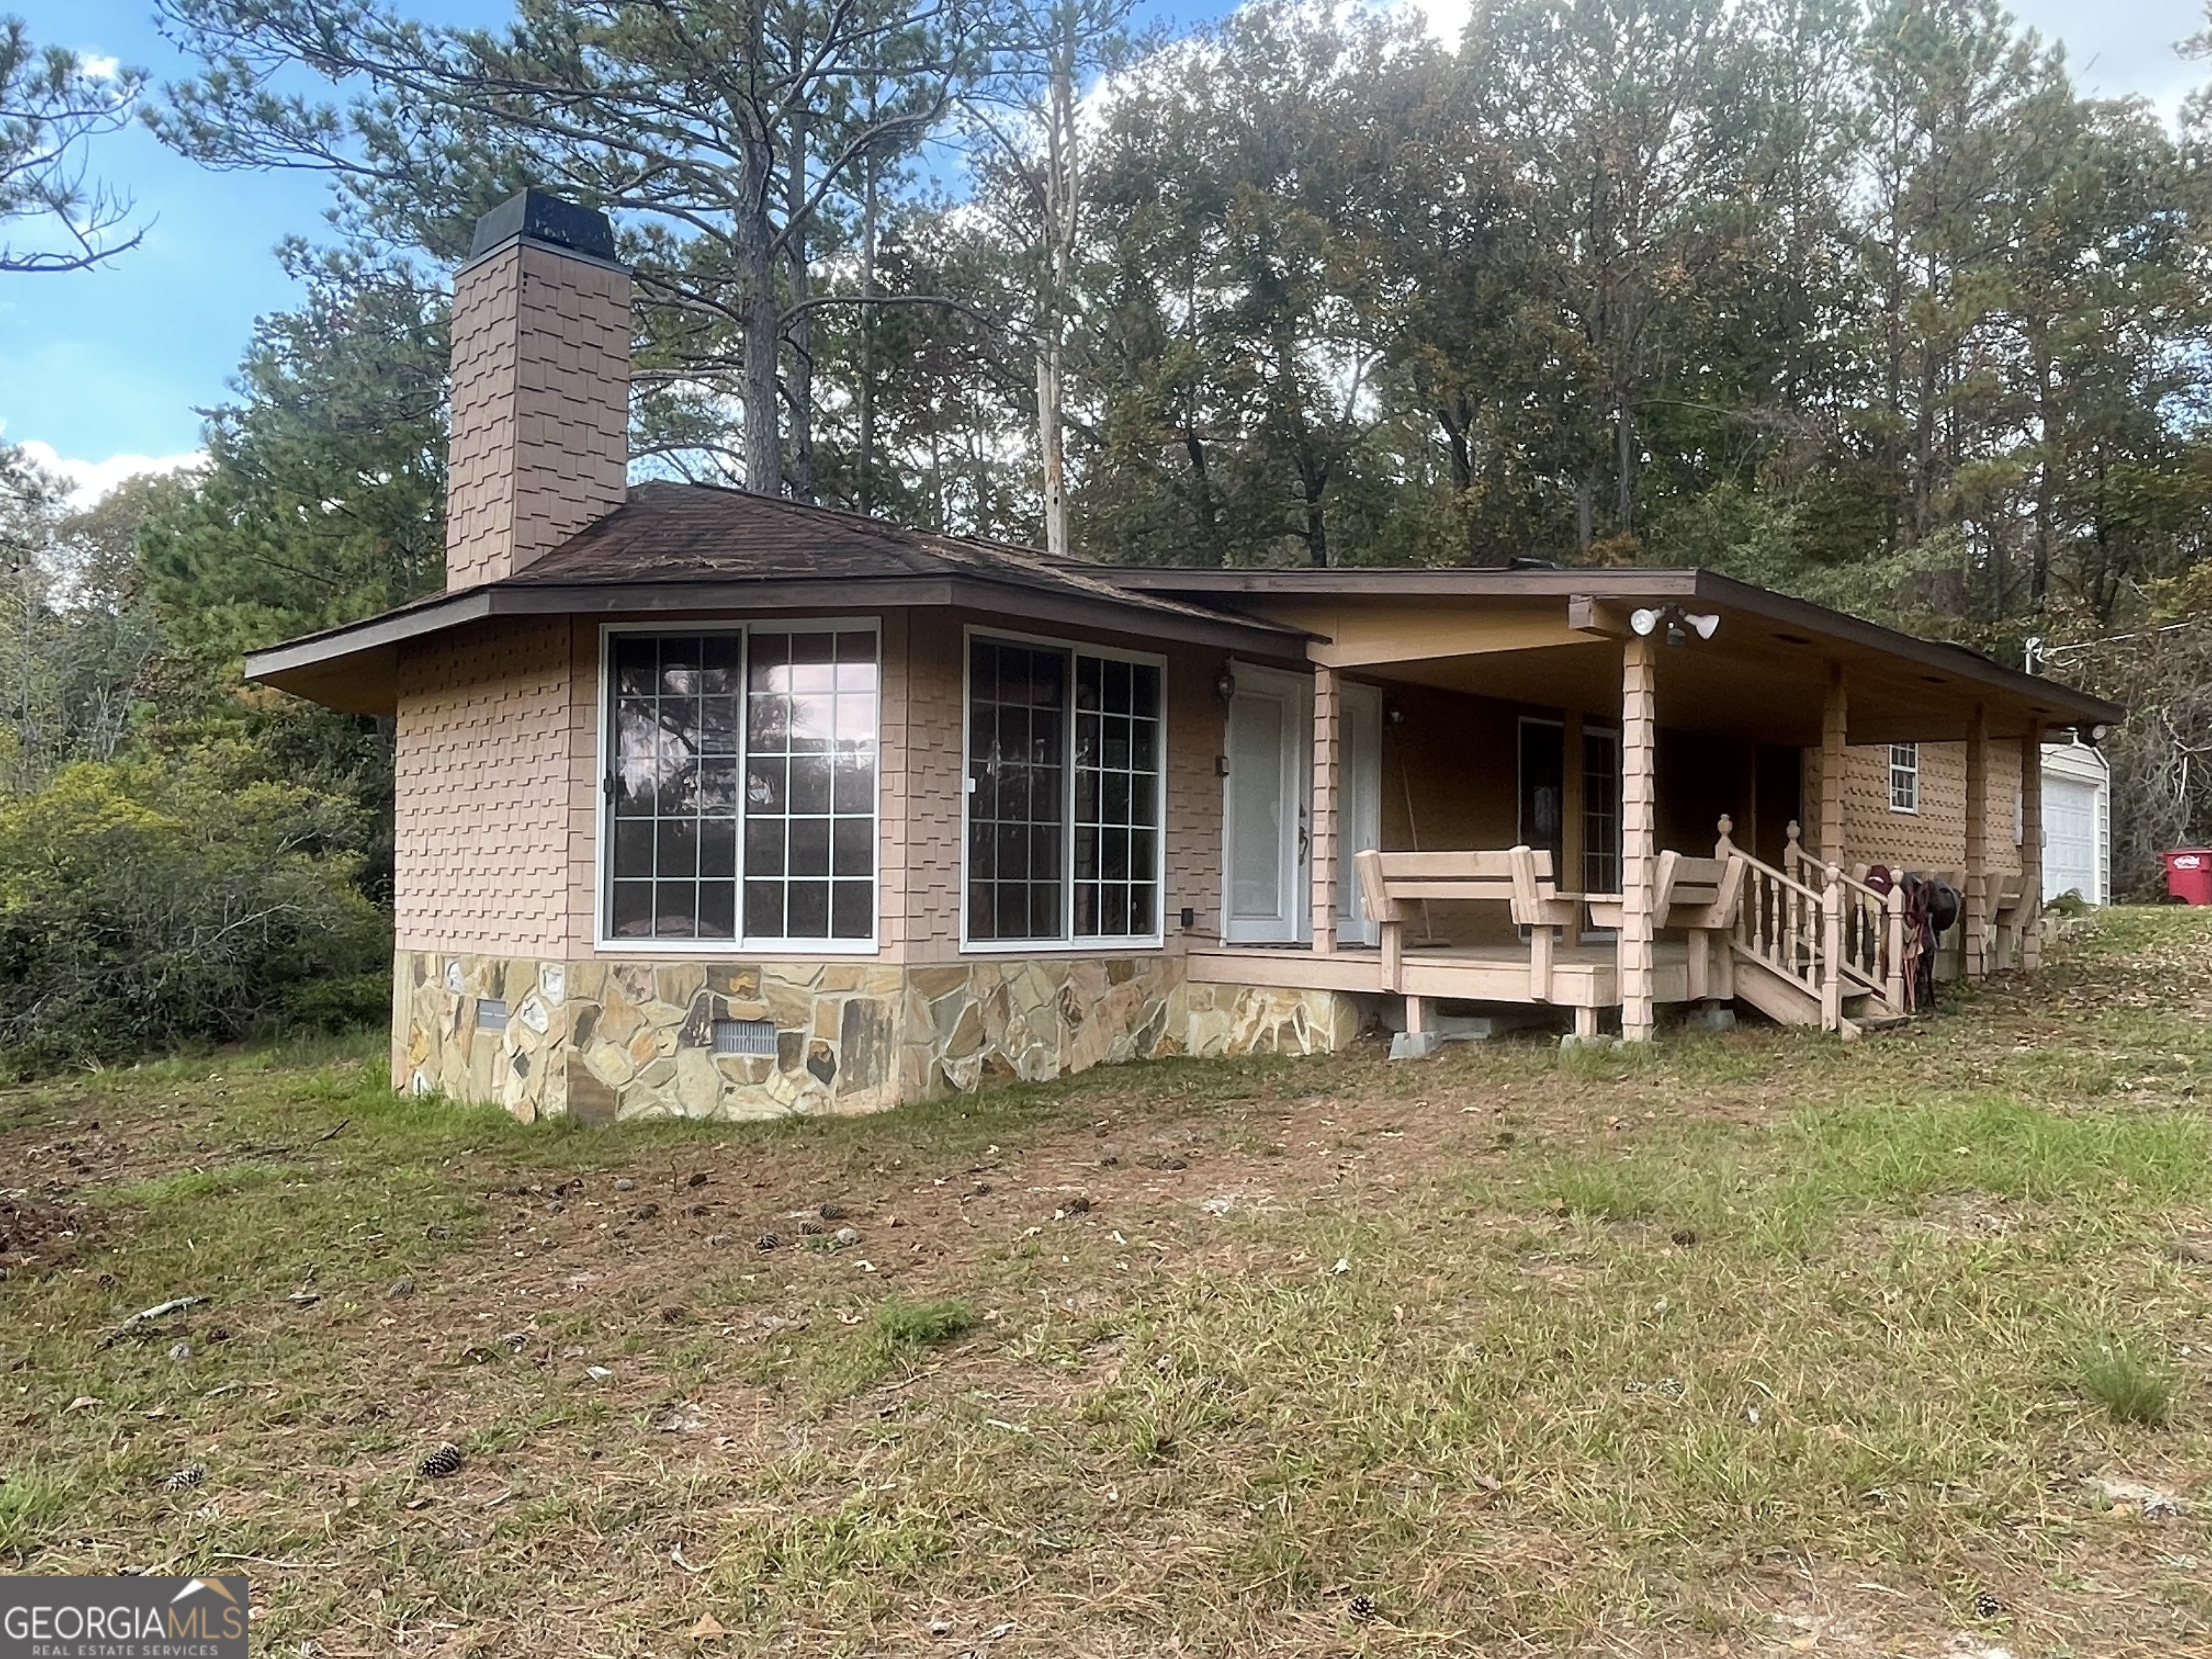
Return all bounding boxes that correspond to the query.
[1586,852,1746,1003]
[1352,847,1611,1033]
[1986,871,2030,970]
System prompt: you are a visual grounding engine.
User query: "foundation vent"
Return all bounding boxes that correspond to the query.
[477,998,510,1032]
[712,1017,778,1057]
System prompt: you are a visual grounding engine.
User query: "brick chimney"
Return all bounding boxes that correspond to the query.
[445,189,632,590]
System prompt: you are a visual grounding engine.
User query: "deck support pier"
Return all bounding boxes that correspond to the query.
[1620,635,1658,1040]
[1964,703,1989,980]
[1311,665,1339,955]
[2020,723,2044,969]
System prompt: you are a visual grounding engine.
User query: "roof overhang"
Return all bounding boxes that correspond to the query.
[243,576,1310,716]
[1094,567,2121,745]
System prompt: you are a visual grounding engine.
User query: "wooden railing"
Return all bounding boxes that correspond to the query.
[1746,817,1906,1027]
[1722,816,1827,1005]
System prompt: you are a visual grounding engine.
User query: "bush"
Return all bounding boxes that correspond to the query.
[0,758,390,1072]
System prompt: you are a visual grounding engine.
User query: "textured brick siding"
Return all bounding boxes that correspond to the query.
[394,618,577,953]
[563,624,602,949]
[1807,742,2024,876]
[878,612,914,950]
[446,242,631,589]
[403,607,1226,961]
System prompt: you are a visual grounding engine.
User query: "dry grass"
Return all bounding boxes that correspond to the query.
[5,911,2212,1657]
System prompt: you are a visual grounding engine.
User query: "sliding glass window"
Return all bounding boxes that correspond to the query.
[605,624,878,947]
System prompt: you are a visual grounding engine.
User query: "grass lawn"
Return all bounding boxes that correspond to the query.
[4,909,2211,1658]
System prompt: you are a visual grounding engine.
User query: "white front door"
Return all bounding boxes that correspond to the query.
[1336,682,1384,945]
[1223,665,1308,943]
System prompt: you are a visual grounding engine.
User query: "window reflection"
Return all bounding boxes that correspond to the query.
[606,629,876,943]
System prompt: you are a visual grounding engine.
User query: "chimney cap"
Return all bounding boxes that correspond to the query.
[467,189,619,264]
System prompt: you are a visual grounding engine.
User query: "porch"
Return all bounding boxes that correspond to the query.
[1156,572,2122,1042]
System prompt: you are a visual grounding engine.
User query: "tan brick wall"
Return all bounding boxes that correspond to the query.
[1805,741,2025,877]
[394,618,577,954]
[400,607,1230,965]
[446,240,631,588]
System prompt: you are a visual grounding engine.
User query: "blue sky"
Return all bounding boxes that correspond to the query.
[1,0,2205,498]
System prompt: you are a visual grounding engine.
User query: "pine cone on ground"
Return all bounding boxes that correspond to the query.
[161,1465,205,1493]
[418,1442,464,1480]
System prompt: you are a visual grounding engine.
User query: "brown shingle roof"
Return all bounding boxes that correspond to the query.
[503,480,1259,632]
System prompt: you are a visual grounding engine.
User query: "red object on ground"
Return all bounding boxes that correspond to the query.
[2160,848,2212,905]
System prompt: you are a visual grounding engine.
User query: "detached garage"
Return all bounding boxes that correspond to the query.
[2041,739,2111,906]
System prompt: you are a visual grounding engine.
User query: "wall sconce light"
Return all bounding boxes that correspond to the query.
[1384,703,1406,728]
[1214,668,1237,705]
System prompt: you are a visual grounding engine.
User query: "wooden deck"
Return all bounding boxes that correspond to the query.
[1188,941,1696,1010]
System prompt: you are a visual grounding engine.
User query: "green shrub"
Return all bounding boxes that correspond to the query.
[0,758,390,1071]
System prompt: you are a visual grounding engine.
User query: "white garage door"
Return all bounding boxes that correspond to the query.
[2044,773,2100,904]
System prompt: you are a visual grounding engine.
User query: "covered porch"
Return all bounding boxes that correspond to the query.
[1143,570,2121,1042]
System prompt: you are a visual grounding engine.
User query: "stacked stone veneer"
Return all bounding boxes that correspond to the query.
[395,950,1365,1123]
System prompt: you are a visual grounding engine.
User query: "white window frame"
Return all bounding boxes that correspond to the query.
[1889,742,1920,814]
[959,624,1169,954]
[593,618,883,956]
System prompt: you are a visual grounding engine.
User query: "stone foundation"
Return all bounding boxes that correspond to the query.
[392,950,1367,1123]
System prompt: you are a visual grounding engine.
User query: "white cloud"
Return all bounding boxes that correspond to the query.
[78,53,121,80]
[12,440,204,506]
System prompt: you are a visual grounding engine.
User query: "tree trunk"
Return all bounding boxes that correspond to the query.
[1035,4,1078,561]
[784,112,817,505]
[1037,341,1066,557]
[738,216,782,495]
[1614,384,1637,536]
[858,147,878,517]
[2031,350,2054,606]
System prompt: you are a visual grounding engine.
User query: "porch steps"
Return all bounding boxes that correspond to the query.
[1729,950,1906,1040]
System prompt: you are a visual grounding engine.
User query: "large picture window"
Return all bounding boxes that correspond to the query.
[606,625,878,946]
[966,634,1163,945]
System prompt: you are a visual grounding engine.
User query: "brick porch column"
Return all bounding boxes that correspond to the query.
[1964,703,1989,979]
[1819,665,1847,864]
[1311,665,1339,954]
[1620,636,1658,1040]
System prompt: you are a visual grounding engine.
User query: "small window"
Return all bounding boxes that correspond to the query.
[1889,743,1920,814]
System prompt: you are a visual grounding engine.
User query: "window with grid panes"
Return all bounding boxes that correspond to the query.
[1889,742,1920,813]
[965,635,1162,944]
[603,626,877,944]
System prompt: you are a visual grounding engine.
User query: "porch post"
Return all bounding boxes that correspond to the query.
[1562,710,1586,891]
[2020,722,2045,970]
[1820,665,1847,864]
[1621,636,1658,1040]
[1311,665,1339,954]
[1964,703,1989,980]
[1741,745,1758,866]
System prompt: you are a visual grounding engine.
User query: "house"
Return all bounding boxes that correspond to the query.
[245,192,2123,1122]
